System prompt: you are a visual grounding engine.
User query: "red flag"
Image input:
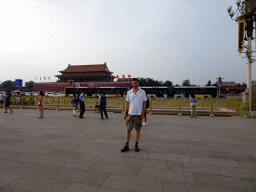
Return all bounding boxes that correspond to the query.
[117,75,119,78]
[122,75,125,78]
[44,77,46,80]
[48,76,50,80]
[128,74,131,78]
[40,77,41,80]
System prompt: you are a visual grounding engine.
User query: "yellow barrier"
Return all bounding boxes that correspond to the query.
[177,98,182,116]
[8,96,250,117]
[209,100,215,117]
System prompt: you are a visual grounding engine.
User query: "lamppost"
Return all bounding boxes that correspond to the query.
[227,0,256,106]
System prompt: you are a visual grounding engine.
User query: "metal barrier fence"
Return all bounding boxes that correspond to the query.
[6,96,249,117]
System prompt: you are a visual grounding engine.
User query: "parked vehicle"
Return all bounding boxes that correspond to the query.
[25,92,32,96]
[45,92,54,97]
[13,90,21,96]
[56,93,64,97]
[32,92,39,96]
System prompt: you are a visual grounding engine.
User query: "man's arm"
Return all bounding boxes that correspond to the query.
[140,101,146,120]
[98,96,101,106]
[123,101,129,119]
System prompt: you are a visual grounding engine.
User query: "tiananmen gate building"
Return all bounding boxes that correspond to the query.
[33,63,132,92]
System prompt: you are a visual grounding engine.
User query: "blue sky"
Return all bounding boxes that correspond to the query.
[0,0,255,86]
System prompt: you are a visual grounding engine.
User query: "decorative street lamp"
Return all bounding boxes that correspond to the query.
[228,0,256,89]
[228,0,256,111]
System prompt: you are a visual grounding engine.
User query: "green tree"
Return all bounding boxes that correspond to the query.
[139,78,161,86]
[206,80,211,86]
[163,80,173,87]
[25,81,34,89]
[242,83,247,87]
[0,80,16,89]
[236,83,242,87]
[212,82,217,87]
[182,79,190,86]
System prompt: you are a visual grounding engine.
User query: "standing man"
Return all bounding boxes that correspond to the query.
[121,78,147,152]
[79,90,86,119]
[99,92,108,120]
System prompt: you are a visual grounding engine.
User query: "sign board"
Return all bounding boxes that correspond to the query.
[15,79,23,87]
[250,81,256,114]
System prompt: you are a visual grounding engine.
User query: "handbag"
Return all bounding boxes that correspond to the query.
[36,101,42,106]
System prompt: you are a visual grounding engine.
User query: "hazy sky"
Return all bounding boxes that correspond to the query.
[1,0,255,86]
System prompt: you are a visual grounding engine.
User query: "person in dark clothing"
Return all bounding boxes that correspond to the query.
[79,90,86,118]
[99,92,108,120]
[4,91,13,113]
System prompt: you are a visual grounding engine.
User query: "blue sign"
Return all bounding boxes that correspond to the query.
[15,79,23,87]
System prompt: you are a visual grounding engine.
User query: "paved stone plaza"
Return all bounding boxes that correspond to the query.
[0,109,255,192]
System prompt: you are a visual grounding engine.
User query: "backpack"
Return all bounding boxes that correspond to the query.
[146,97,150,108]
[100,95,106,106]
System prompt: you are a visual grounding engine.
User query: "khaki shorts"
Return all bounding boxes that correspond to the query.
[126,115,142,131]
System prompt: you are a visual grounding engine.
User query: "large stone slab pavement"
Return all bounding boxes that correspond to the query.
[0,109,255,191]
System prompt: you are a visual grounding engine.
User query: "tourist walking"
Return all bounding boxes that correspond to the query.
[72,93,78,117]
[121,78,147,152]
[190,93,197,118]
[36,91,44,119]
[3,91,13,113]
[79,90,86,118]
[94,96,99,113]
[99,92,108,119]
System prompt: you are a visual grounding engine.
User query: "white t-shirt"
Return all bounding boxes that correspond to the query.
[0,95,3,100]
[126,88,147,115]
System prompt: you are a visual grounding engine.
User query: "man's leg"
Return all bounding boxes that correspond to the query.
[121,116,133,152]
[134,115,142,151]
[135,130,140,142]
[103,106,108,119]
[79,102,84,117]
[126,130,131,143]
[100,106,104,119]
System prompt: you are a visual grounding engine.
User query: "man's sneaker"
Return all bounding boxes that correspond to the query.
[121,146,129,152]
[135,145,139,152]
[142,122,147,126]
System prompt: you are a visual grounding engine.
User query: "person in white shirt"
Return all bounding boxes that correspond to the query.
[121,78,147,152]
[190,93,197,118]
[79,90,86,119]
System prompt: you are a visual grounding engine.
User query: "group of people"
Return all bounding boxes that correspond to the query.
[71,91,108,120]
